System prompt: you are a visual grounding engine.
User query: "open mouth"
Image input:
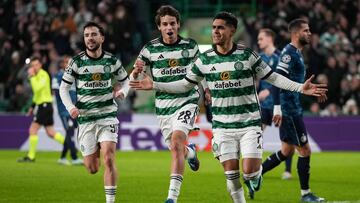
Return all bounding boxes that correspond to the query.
[167,32,174,36]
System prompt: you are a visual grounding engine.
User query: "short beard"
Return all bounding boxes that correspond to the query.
[86,43,100,52]
[299,37,309,46]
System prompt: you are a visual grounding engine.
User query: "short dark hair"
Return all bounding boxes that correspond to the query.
[259,28,276,40]
[288,18,308,33]
[213,12,238,29]
[155,5,180,26]
[30,56,41,63]
[83,21,105,36]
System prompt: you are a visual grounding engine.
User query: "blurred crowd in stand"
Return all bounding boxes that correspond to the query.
[0,0,359,116]
[243,0,359,116]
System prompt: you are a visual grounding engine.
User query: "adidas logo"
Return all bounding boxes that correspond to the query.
[158,54,164,59]
[210,66,216,71]
[84,68,89,73]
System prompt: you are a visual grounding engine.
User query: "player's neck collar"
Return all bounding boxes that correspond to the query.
[213,42,237,56]
[160,35,182,46]
[85,50,105,60]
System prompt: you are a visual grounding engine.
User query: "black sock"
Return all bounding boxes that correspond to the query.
[285,156,293,172]
[297,156,310,190]
[262,150,287,175]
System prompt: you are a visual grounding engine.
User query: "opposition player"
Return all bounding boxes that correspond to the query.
[131,6,200,203]
[261,19,326,202]
[257,29,293,180]
[18,57,65,163]
[52,56,83,165]
[130,12,327,202]
[59,22,130,203]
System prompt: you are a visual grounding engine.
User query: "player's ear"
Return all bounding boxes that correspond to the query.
[230,26,236,35]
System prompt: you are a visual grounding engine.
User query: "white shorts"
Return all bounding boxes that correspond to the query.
[78,122,119,156]
[158,104,199,146]
[211,127,263,162]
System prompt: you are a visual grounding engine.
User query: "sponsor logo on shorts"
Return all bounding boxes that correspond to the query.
[212,143,219,152]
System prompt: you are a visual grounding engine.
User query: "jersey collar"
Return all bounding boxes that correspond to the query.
[159,35,182,46]
[213,43,237,56]
[85,50,105,61]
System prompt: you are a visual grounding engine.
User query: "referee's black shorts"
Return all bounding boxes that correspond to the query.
[33,103,54,126]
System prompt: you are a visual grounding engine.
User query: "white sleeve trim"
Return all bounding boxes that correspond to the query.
[277,67,289,74]
[278,62,289,68]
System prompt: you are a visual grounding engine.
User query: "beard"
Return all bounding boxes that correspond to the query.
[299,36,309,46]
[86,42,100,52]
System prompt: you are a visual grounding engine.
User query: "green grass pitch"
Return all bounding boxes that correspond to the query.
[1,150,360,203]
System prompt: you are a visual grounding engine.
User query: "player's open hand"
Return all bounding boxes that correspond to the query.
[301,75,328,98]
[132,59,145,79]
[70,107,80,119]
[129,74,154,90]
[272,105,282,127]
[272,115,282,127]
[317,93,327,103]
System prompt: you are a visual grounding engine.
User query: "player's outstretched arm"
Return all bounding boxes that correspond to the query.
[129,73,196,93]
[265,73,328,100]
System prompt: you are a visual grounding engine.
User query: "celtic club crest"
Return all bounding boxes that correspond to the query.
[103,65,111,73]
[234,61,244,70]
[181,49,190,57]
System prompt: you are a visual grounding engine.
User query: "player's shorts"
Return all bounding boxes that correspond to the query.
[78,122,119,156]
[260,108,273,126]
[158,104,199,146]
[211,127,263,162]
[33,103,54,126]
[280,115,308,146]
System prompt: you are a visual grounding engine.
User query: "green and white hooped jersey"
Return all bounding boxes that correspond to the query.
[138,36,200,117]
[62,51,128,124]
[186,44,273,133]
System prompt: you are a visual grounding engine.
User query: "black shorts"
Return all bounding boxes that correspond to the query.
[261,108,273,126]
[279,115,308,146]
[33,103,54,126]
